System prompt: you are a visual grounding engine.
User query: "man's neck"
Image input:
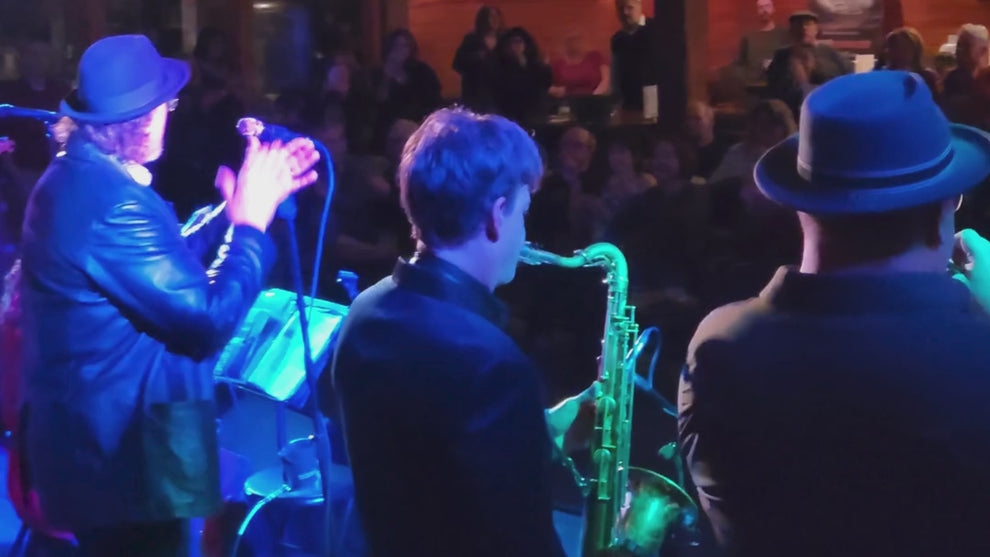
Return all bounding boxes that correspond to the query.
[623,15,646,33]
[799,244,946,276]
[760,21,776,32]
[429,244,498,292]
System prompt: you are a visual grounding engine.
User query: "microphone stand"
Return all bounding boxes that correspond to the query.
[285,211,336,557]
[229,122,338,557]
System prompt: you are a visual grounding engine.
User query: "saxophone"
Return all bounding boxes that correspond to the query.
[519,242,697,557]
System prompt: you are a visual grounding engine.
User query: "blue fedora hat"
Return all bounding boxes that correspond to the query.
[61,35,190,124]
[754,71,990,214]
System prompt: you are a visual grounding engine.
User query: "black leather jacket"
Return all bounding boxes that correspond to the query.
[19,134,275,530]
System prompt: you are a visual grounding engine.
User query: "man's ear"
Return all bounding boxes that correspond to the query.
[485,196,508,242]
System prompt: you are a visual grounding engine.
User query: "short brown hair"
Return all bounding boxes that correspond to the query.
[399,108,543,247]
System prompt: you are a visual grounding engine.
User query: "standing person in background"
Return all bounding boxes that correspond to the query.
[156,27,245,220]
[877,27,939,100]
[766,11,852,120]
[549,31,610,98]
[19,35,319,557]
[942,24,989,117]
[610,0,662,112]
[493,27,553,125]
[453,5,504,112]
[371,29,442,153]
[680,71,990,557]
[737,0,790,81]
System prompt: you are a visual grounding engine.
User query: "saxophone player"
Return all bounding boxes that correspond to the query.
[323,107,594,557]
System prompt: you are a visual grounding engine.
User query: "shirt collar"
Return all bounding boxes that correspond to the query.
[392,252,508,328]
[760,266,980,315]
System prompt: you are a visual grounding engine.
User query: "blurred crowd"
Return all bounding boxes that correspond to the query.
[3,0,990,474]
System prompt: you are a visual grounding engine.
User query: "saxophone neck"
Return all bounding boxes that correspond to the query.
[519,242,629,280]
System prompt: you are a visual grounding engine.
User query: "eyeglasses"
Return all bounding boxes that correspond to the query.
[167,98,179,112]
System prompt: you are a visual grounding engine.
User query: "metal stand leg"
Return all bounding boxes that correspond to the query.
[9,523,29,557]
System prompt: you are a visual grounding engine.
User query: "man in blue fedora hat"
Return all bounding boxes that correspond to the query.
[17,35,319,556]
[679,70,990,556]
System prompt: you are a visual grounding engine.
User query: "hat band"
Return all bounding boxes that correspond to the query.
[796,145,954,189]
[81,73,167,118]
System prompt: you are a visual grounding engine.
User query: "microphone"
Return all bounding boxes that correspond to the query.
[0,104,60,123]
[235,117,302,219]
[236,117,303,143]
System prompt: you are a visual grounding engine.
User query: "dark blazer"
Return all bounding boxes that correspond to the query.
[678,267,990,557]
[610,18,662,110]
[19,134,274,531]
[326,254,566,557]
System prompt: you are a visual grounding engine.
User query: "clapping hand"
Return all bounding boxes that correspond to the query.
[217,137,320,231]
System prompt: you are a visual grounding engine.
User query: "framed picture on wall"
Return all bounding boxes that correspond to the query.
[810,0,884,52]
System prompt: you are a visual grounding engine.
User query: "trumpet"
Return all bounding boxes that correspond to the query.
[519,242,697,556]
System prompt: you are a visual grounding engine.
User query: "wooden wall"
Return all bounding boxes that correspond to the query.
[409,0,654,97]
[707,0,990,72]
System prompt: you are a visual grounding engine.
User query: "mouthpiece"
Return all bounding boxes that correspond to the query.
[518,243,558,266]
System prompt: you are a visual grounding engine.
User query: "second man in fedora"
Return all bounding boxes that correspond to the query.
[679,71,990,556]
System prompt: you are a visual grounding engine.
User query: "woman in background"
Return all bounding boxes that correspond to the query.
[493,27,553,125]
[549,31,610,97]
[371,29,442,152]
[452,5,505,111]
[879,27,939,100]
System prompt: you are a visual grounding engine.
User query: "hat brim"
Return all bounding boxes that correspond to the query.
[753,124,990,214]
[60,57,190,124]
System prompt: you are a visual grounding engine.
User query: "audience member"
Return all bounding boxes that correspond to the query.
[934,51,957,84]
[318,51,375,154]
[879,27,939,100]
[611,0,662,111]
[946,66,990,130]
[703,101,807,309]
[766,11,852,119]
[605,135,709,385]
[371,29,442,152]
[549,31,610,97]
[680,70,990,557]
[603,135,656,216]
[528,126,602,254]
[0,33,69,242]
[737,0,789,81]
[943,24,989,120]
[709,99,795,185]
[453,5,504,112]
[318,116,400,293]
[493,27,553,126]
[684,100,731,181]
[156,28,245,220]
